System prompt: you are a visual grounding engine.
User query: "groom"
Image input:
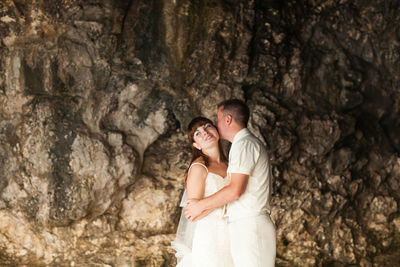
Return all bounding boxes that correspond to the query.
[185,99,276,266]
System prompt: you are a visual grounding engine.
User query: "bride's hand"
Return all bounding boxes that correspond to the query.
[184,199,202,221]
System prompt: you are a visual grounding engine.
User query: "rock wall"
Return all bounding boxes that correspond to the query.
[0,0,399,266]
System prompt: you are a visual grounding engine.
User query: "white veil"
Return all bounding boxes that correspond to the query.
[171,190,196,265]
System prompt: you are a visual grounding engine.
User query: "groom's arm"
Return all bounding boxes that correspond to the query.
[184,173,249,221]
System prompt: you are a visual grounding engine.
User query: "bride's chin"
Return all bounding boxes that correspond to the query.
[209,139,219,146]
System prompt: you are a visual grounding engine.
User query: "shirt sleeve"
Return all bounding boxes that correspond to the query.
[228,139,260,175]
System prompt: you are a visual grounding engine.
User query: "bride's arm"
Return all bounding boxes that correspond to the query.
[185,164,216,219]
[186,164,207,203]
[192,208,213,220]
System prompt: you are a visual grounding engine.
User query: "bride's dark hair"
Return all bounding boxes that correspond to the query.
[187,117,227,171]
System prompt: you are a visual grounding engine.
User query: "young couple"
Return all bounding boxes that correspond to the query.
[172,99,276,267]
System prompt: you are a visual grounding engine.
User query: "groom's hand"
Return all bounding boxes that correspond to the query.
[184,199,202,222]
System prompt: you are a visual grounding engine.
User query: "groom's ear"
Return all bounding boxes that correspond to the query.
[226,114,232,125]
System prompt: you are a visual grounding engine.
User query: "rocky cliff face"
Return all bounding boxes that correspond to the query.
[0,0,399,266]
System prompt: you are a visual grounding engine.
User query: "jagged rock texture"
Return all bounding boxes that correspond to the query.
[0,0,399,266]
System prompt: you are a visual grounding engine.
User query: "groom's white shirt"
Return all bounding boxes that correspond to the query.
[226,128,272,222]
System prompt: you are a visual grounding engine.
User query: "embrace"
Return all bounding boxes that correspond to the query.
[172,99,276,267]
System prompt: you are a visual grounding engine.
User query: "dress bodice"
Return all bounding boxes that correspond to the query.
[199,172,228,220]
[203,172,227,197]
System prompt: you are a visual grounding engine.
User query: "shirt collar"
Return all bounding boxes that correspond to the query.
[232,128,250,144]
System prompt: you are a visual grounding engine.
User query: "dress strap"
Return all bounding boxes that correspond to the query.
[188,162,208,173]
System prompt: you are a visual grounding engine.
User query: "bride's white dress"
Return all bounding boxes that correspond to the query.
[172,164,234,267]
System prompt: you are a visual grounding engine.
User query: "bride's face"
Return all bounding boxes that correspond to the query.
[192,123,219,150]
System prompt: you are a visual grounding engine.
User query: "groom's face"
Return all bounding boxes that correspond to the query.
[216,106,227,139]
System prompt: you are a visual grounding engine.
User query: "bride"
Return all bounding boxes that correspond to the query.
[171,117,234,267]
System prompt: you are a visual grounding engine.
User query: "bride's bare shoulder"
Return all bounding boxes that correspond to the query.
[188,158,208,178]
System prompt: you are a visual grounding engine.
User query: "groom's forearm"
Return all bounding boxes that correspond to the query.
[198,184,241,211]
[195,173,249,213]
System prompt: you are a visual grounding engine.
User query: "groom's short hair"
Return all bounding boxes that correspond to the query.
[218,99,250,127]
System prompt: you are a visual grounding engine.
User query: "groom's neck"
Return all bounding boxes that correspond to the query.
[227,126,246,143]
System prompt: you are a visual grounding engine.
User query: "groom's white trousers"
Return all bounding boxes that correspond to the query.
[228,214,276,267]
